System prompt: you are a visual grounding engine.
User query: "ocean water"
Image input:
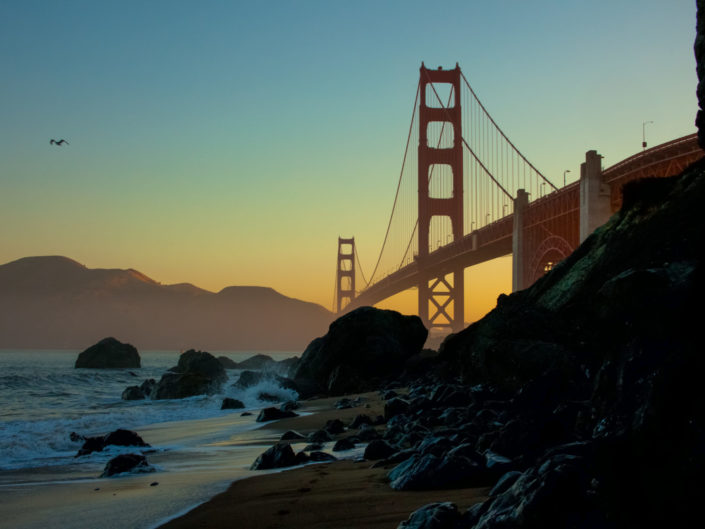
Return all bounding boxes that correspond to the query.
[0,349,299,471]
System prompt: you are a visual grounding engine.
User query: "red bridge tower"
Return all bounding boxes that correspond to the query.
[417,64,464,332]
[335,237,356,313]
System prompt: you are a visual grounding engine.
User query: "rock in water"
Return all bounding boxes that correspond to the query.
[256,407,298,422]
[101,454,154,477]
[77,428,150,457]
[293,306,427,396]
[121,385,145,400]
[221,397,245,410]
[75,337,140,368]
[236,353,276,370]
[152,349,227,399]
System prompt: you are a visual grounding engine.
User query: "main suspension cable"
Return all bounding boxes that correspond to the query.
[366,82,420,287]
[460,71,557,191]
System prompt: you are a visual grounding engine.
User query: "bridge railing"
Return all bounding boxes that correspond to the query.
[602,133,699,183]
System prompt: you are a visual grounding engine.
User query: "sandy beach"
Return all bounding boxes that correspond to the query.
[160,391,490,529]
[0,388,487,529]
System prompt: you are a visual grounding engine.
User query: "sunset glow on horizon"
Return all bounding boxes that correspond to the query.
[0,1,697,324]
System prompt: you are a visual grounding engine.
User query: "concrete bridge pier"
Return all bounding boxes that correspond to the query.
[512,188,529,292]
[579,150,610,243]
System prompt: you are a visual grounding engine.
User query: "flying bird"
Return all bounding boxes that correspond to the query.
[50,139,69,146]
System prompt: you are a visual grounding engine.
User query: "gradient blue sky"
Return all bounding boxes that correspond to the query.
[0,0,698,319]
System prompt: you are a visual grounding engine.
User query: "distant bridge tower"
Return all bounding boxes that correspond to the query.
[417,64,465,332]
[335,237,356,312]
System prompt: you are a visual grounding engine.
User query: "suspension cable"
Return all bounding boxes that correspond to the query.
[460,71,557,191]
[365,82,420,287]
[353,244,369,288]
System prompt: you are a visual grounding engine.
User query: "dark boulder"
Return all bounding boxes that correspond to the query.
[250,443,298,470]
[324,419,345,435]
[237,354,276,370]
[333,438,356,451]
[356,424,381,441]
[152,372,218,400]
[307,451,338,462]
[122,378,157,400]
[75,337,140,369]
[77,429,150,457]
[364,439,396,460]
[221,397,245,410]
[256,407,299,422]
[308,429,332,443]
[388,453,487,491]
[349,414,374,428]
[293,306,427,396]
[121,385,145,400]
[174,349,227,382]
[140,378,156,397]
[281,430,305,441]
[100,453,154,477]
[397,502,462,529]
[217,356,239,369]
[384,397,411,421]
[468,454,598,529]
[152,350,226,400]
[234,370,266,388]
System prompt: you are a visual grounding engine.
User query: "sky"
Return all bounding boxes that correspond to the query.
[0,0,698,323]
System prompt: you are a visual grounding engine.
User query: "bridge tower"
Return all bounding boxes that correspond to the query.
[417,64,464,332]
[335,237,356,313]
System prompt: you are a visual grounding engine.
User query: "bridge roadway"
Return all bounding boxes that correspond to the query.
[348,133,703,311]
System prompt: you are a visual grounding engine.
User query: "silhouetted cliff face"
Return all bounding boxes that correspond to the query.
[0,256,332,350]
[696,0,705,147]
[440,166,704,391]
[437,160,705,527]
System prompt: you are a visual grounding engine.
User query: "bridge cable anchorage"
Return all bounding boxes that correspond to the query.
[422,68,513,202]
[366,82,421,288]
[459,71,558,192]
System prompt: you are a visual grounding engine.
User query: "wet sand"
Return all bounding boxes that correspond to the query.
[1,391,488,529]
[160,391,490,529]
[160,460,489,529]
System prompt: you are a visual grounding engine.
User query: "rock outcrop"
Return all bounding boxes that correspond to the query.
[696,0,705,148]
[293,306,427,396]
[424,158,705,524]
[75,337,140,368]
[152,350,227,400]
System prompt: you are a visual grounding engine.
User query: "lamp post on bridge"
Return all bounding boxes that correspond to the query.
[563,169,571,186]
[642,120,654,150]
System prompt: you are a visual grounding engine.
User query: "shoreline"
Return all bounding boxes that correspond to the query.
[158,391,490,529]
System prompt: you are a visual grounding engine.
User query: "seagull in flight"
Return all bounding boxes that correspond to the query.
[50,139,69,146]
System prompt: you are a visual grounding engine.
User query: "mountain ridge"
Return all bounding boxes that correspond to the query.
[0,256,333,351]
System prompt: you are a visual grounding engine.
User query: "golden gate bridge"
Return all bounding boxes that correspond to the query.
[334,63,703,332]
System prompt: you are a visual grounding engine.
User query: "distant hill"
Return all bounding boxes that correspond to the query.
[0,256,334,351]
